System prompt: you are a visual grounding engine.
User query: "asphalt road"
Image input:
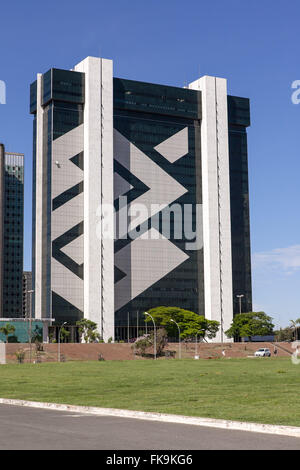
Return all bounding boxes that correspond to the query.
[0,404,299,450]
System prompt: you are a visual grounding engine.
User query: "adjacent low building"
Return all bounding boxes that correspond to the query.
[30,57,252,342]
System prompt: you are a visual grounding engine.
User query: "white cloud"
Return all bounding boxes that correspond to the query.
[252,245,300,272]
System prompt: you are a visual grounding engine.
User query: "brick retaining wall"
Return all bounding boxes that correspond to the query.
[3,341,293,363]
[175,341,292,359]
[5,343,135,363]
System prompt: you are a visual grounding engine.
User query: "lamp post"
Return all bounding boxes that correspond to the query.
[27,290,34,363]
[144,312,156,360]
[236,294,244,314]
[195,329,205,357]
[58,322,67,362]
[170,319,181,359]
[127,312,130,343]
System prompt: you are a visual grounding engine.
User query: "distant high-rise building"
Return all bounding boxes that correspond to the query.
[0,145,24,318]
[0,144,4,316]
[31,57,252,342]
[22,271,32,318]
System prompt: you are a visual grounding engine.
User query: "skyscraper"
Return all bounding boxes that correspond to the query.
[0,144,24,318]
[31,57,252,342]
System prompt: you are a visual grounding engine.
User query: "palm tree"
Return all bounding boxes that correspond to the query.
[289,319,300,341]
[0,323,16,343]
[295,319,300,341]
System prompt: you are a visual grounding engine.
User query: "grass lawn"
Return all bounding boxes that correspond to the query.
[0,357,300,427]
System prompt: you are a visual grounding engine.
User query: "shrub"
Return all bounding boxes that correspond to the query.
[76,319,101,343]
[133,334,150,356]
[15,349,25,364]
[133,329,168,357]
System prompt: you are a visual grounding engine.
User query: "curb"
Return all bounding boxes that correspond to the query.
[0,397,299,438]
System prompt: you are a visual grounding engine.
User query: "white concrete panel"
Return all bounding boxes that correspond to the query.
[154,127,188,163]
[75,57,102,329]
[0,343,6,364]
[215,78,233,338]
[75,57,114,341]
[100,58,114,342]
[34,74,44,319]
[188,75,233,342]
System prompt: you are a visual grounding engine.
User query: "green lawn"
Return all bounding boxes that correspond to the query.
[0,357,300,427]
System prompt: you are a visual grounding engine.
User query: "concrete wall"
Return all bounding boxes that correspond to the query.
[0,144,4,317]
[4,342,292,363]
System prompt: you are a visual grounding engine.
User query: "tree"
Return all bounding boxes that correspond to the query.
[31,325,43,343]
[76,319,101,343]
[225,312,274,341]
[0,323,16,343]
[15,349,26,364]
[289,319,300,341]
[154,328,168,355]
[59,327,70,343]
[274,327,294,342]
[144,307,220,341]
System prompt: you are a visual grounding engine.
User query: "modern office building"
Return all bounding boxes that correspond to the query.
[30,57,252,342]
[22,271,32,318]
[0,144,24,318]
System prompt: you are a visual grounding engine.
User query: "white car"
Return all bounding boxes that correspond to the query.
[254,348,271,357]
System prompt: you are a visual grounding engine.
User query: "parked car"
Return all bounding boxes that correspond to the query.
[254,348,271,357]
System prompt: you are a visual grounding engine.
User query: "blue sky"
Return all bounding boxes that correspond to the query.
[0,0,299,328]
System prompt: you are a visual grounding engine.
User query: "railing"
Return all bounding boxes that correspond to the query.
[115,325,155,342]
[49,325,204,344]
[269,342,292,356]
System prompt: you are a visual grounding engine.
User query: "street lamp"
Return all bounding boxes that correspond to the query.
[27,290,34,363]
[170,319,181,359]
[195,329,205,357]
[58,322,67,362]
[236,294,244,314]
[144,312,156,360]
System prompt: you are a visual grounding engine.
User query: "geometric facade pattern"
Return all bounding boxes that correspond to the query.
[51,124,84,316]
[114,128,188,238]
[114,227,189,312]
[114,125,190,312]
[154,127,189,163]
[112,74,205,328]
